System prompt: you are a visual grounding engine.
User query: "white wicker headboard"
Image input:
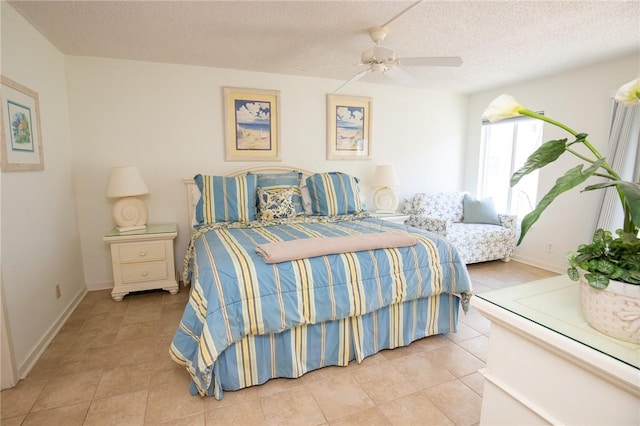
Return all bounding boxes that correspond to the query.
[184,165,315,227]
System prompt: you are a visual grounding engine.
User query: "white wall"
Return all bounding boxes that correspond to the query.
[65,57,468,290]
[1,3,86,375]
[3,0,636,382]
[464,53,640,272]
[2,0,635,385]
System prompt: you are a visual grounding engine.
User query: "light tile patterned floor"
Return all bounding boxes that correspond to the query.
[1,261,557,425]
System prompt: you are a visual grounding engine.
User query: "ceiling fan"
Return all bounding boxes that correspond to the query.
[334,1,463,93]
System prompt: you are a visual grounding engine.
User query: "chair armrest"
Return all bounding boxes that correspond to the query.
[498,214,518,235]
[406,215,452,236]
[402,194,427,216]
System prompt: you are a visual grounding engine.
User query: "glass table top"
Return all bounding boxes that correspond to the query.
[474,275,639,370]
[104,223,178,237]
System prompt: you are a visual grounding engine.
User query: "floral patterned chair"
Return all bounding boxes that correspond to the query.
[402,192,518,264]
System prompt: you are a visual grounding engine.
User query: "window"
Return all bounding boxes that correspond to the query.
[593,102,640,234]
[478,116,544,218]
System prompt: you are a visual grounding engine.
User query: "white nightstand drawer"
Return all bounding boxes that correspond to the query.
[104,224,179,301]
[121,261,168,284]
[119,242,166,263]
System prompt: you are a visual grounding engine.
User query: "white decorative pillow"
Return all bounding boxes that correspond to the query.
[257,187,297,220]
[253,171,304,215]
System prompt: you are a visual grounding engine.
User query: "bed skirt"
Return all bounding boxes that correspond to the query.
[191,293,460,399]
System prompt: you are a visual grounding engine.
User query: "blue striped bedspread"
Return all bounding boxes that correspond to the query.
[170,214,472,396]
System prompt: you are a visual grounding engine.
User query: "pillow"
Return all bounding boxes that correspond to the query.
[254,171,304,215]
[257,187,297,220]
[300,184,313,215]
[305,172,363,216]
[462,194,501,225]
[194,173,257,224]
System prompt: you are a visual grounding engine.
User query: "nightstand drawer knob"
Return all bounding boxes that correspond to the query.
[141,271,149,277]
[139,251,147,257]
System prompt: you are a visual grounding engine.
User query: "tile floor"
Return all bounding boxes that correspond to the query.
[1,260,557,425]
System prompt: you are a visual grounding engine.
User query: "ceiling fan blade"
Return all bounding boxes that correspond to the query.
[384,67,417,86]
[398,56,463,67]
[333,68,370,93]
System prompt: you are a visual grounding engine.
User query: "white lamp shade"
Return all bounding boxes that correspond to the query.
[106,166,149,198]
[371,164,399,188]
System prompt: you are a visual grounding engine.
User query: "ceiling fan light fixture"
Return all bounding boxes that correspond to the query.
[371,63,388,73]
[368,26,388,45]
[361,46,396,64]
[361,48,374,64]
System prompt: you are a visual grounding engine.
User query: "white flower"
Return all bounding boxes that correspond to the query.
[482,94,525,123]
[614,78,640,105]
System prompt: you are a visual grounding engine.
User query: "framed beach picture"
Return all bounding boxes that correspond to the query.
[326,94,371,160]
[1,76,44,171]
[224,87,280,161]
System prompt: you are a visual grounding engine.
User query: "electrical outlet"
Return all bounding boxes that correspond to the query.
[546,243,554,253]
[55,283,61,299]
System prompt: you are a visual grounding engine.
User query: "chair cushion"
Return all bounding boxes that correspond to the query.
[462,194,501,225]
[448,223,514,263]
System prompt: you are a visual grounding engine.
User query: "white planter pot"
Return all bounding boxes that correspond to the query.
[579,275,640,344]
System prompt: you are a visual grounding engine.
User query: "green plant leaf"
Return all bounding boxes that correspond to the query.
[567,266,579,281]
[517,160,605,245]
[586,272,609,289]
[573,228,640,285]
[593,259,616,275]
[511,139,567,187]
[583,181,640,227]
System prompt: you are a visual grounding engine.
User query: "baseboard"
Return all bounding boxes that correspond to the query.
[86,280,114,292]
[511,255,565,275]
[18,286,88,379]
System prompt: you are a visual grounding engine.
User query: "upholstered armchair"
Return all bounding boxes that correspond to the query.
[402,192,518,264]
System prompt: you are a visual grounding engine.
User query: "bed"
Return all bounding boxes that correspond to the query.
[170,166,472,399]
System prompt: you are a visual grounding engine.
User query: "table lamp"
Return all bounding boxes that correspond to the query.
[106,165,150,232]
[371,164,400,213]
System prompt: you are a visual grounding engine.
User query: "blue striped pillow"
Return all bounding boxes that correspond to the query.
[305,172,363,216]
[254,171,304,215]
[194,174,257,224]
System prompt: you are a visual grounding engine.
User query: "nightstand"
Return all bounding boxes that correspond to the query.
[371,212,410,224]
[104,223,179,301]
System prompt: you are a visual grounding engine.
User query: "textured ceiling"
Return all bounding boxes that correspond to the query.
[7,0,640,93]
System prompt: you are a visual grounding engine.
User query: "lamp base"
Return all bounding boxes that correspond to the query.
[373,187,398,213]
[112,196,148,230]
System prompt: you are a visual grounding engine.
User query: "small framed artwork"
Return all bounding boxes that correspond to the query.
[1,76,44,171]
[223,87,280,161]
[326,94,371,160]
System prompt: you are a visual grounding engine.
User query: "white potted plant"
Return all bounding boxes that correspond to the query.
[482,78,640,343]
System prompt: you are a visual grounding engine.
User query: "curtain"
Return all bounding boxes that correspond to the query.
[592,102,640,233]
